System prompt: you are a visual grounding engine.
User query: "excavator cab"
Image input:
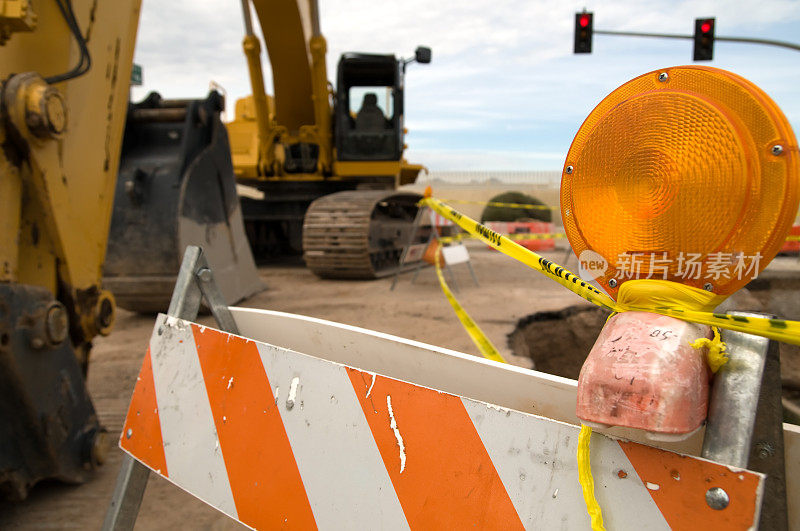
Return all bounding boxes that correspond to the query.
[335,53,403,161]
[334,46,431,162]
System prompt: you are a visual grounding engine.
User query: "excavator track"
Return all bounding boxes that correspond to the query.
[303,190,426,279]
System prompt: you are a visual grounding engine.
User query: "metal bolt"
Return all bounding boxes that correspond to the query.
[703,282,714,292]
[126,428,133,439]
[608,278,618,288]
[772,144,784,156]
[565,165,573,174]
[197,268,213,282]
[95,294,115,333]
[26,82,67,138]
[89,429,109,467]
[43,90,67,135]
[755,441,775,459]
[658,72,669,82]
[705,487,730,510]
[45,302,68,345]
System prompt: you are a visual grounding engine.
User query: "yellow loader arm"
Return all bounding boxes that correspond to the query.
[0,0,140,499]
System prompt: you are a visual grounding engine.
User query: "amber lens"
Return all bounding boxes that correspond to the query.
[562,66,799,296]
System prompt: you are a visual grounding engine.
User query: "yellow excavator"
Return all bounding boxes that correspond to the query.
[226,0,431,279]
[0,0,429,499]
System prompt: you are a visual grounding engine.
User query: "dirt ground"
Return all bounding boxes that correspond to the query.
[0,244,586,530]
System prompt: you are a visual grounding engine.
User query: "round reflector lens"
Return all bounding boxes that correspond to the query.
[561,66,799,297]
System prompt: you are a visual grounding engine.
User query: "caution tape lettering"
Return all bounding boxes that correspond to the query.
[474,224,503,247]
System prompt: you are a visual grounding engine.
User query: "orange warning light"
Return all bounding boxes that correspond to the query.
[562,66,799,297]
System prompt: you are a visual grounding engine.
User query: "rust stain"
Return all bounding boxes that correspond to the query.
[103,38,121,172]
[84,0,99,42]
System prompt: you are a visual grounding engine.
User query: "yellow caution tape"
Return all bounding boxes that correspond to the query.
[578,425,606,531]
[433,247,507,364]
[438,198,559,210]
[423,197,617,310]
[438,199,800,242]
[439,232,567,244]
[420,196,800,346]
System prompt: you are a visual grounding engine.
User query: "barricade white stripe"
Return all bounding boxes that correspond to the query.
[149,316,238,520]
[461,398,670,530]
[587,439,670,530]
[256,343,411,530]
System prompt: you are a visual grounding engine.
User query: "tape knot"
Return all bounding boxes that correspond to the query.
[691,326,728,373]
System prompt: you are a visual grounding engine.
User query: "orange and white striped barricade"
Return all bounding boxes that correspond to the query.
[780,224,800,255]
[117,307,800,529]
[484,221,557,252]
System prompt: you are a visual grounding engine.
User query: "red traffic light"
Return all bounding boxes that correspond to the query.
[574,12,593,53]
[694,18,716,60]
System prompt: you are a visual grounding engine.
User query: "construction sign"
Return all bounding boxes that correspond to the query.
[119,312,770,529]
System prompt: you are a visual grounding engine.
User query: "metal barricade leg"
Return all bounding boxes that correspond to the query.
[467,261,480,287]
[411,261,423,284]
[102,246,241,531]
[446,263,459,293]
[391,206,428,291]
[701,311,787,529]
[562,246,573,265]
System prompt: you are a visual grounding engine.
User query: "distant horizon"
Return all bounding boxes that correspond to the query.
[414,169,562,185]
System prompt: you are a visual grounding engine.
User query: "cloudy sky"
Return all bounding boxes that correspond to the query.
[131,0,800,171]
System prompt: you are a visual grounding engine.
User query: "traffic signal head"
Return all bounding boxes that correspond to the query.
[574,12,593,54]
[693,18,715,61]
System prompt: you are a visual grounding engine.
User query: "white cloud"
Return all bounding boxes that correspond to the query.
[131,0,800,170]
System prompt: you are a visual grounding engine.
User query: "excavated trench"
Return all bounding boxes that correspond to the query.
[507,305,608,381]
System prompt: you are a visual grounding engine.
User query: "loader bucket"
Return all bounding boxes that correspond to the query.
[103,92,263,313]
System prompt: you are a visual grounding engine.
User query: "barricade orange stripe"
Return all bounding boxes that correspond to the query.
[120,348,168,476]
[618,441,760,530]
[346,368,524,529]
[192,326,317,530]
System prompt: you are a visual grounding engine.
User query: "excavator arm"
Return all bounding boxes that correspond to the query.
[238,0,332,176]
